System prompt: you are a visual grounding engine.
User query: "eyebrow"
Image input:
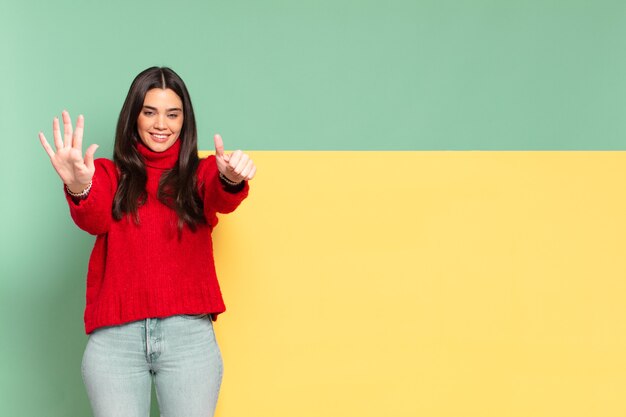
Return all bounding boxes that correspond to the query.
[142,105,183,112]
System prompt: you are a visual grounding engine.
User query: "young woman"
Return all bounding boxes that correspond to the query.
[38,67,255,417]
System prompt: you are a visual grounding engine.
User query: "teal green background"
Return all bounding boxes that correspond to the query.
[4,0,626,153]
[2,0,626,416]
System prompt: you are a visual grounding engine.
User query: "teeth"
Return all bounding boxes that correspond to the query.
[153,134,168,139]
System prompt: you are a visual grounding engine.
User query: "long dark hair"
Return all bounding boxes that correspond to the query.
[112,66,205,230]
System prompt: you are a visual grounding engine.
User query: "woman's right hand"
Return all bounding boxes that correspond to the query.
[39,111,99,193]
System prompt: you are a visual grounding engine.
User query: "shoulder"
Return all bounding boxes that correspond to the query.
[198,154,216,167]
[93,158,119,184]
[94,157,115,168]
[197,155,217,178]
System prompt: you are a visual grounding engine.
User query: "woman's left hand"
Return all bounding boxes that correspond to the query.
[214,134,256,183]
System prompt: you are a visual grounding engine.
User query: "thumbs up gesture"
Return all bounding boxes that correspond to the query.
[213,134,256,184]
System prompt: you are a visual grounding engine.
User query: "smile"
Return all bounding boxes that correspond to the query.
[150,133,170,142]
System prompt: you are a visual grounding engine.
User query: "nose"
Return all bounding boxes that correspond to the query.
[154,114,166,130]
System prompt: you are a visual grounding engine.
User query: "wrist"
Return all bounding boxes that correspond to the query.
[219,172,243,186]
[66,181,92,199]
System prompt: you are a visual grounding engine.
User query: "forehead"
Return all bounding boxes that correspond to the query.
[142,88,183,108]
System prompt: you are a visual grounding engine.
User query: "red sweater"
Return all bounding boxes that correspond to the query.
[66,140,249,334]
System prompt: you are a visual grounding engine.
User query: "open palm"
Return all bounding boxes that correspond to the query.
[39,111,98,192]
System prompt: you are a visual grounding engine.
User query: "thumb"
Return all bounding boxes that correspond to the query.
[214,134,224,157]
[84,144,99,170]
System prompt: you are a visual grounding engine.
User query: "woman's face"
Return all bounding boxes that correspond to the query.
[136,88,184,152]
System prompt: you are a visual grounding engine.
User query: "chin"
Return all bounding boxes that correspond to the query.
[150,143,175,152]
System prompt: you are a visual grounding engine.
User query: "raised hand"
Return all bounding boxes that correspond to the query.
[39,111,99,193]
[214,134,256,184]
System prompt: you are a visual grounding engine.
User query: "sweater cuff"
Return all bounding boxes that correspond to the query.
[64,184,91,206]
[64,174,101,210]
[218,175,246,194]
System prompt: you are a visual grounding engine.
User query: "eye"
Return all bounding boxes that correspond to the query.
[143,110,154,116]
[167,113,179,119]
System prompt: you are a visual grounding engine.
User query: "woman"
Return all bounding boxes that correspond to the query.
[38,66,255,417]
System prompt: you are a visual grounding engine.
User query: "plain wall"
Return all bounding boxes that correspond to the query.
[2,1,626,416]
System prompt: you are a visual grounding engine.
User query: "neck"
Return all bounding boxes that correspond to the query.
[136,140,181,170]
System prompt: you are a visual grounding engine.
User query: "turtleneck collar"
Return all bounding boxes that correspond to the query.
[136,139,181,170]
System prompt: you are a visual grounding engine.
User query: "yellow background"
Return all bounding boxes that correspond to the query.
[203,151,626,417]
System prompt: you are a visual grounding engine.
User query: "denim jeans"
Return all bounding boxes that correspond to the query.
[81,314,223,417]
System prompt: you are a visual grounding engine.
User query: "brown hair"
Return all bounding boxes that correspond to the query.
[112,66,205,230]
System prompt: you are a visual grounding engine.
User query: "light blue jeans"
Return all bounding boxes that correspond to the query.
[81,314,223,417]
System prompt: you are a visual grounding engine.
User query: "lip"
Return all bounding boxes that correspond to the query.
[149,132,171,143]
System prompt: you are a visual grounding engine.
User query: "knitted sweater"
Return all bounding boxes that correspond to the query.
[66,140,249,334]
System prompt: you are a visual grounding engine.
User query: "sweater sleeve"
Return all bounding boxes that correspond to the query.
[197,155,249,218]
[65,158,117,235]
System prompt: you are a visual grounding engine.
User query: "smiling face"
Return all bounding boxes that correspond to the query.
[136,88,184,152]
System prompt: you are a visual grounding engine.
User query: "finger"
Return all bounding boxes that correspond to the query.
[39,132,55,159]
[73,114,84,150]
[227,150,243,170]
[233,153,249,175]
[240,159,255,179]
[223,154,230,163]
[62,110,73,148]
[214,134,225,157]
[246,165,257,181]
[52,117,63,150]
[84,144,99,170]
